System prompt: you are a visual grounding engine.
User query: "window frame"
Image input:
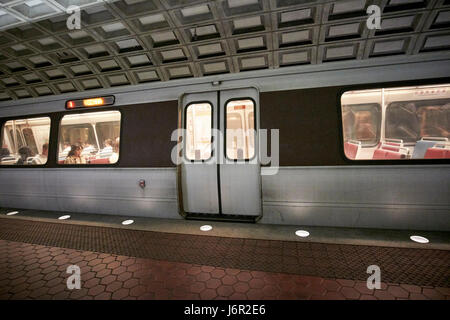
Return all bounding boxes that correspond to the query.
[0,115,52,167]
[56,109,123,167]
[183,101,214,162]
[224,97,257,162]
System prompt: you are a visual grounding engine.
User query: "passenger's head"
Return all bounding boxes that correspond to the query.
[18,146,32,160]
[104,139,113,147]
[68,145,82,157]
[42,143,49,156]
[0,147,9,158]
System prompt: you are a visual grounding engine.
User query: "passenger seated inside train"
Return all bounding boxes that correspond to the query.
[98,139,114,159]
[109,138,119,164]
[0,145,9,160]
[17,146,33,165]
[31,143,48,165]
[64,145,86,164]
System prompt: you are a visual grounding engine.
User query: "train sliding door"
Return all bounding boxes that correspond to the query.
[179,88,262,220]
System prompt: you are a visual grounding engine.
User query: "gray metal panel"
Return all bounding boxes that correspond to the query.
[180,91,219,214]
[219,87,262,216]
[260,166,450,231]
[0,168,180,219]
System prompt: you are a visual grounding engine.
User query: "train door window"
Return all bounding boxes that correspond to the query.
[341,84,450,160]
[185,102,212,161]
[58,111,121,165]
[226,99,255,160]
[1,117,51,165]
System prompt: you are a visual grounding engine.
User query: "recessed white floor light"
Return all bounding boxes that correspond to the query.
[122,219,134,225]
[200,225,212,232]
[295,230,310,237]
[410,235,429,244]
[58,215,71,220]
[6,211,18,216]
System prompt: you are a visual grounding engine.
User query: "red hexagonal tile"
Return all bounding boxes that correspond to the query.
[234,282,250,293]
[211,269,226,279]
[261,284,279,298]
[129,285,148,297]
[84,277,100,289]
[336,279,355,287]
[201,266,215,273]
[117,272,133,282]
[323,279,341,292]
[105,281,123,293]
[217,285,234,297]
[422,288,445,300]
[186,266,202,276]
[409,293,428,300]
[341,287,360,299]
[94,292,112,300]
[225,268,241,276]
[221,275,237,286]
[88,285,106,297]
[189,281,206,294]
[199,289,217,300]
[387,285,409,299]
[100,274,117,286]
[112,288,130,300]
[123,278,139,289]
[236,271,252,282]
[195,272,211,282]
[360,294,377,300]
[249,278,265,289]
[354,281,374,295]
[206,278,221,289]
[400,284,422,294]
[374,290,396,300]
[323,291,346,300]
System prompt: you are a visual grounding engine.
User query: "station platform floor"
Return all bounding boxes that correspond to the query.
[0,208,449,300]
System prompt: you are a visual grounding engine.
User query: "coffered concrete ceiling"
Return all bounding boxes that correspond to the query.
[0,0,449,101]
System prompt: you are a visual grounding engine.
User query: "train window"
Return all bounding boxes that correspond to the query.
[58,111,121,165]
[1,117,51,165]
[341,84,450,160]
[185,102,212,161]
[226,99,255,160]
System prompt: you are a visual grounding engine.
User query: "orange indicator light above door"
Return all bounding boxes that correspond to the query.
[83,97,105,107]
[65,96,115,110]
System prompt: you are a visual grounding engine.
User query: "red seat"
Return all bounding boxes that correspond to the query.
[344,141,360,160]
[373,145,407,159]
[424,148,450,159]
[58,160,64,164]
[89,158,110,164]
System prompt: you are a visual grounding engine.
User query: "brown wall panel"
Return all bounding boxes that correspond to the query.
[120,101,178,167]
[260,87,345,166]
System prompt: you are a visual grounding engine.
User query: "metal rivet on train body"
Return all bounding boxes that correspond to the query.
[295,230,310,238]
[6,211,18,216]
[58,215,71,220]
[410,235,429,244]
[200,225,212,232]
[122,219,134,225]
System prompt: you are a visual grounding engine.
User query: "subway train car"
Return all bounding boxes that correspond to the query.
[0,57,449,231]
